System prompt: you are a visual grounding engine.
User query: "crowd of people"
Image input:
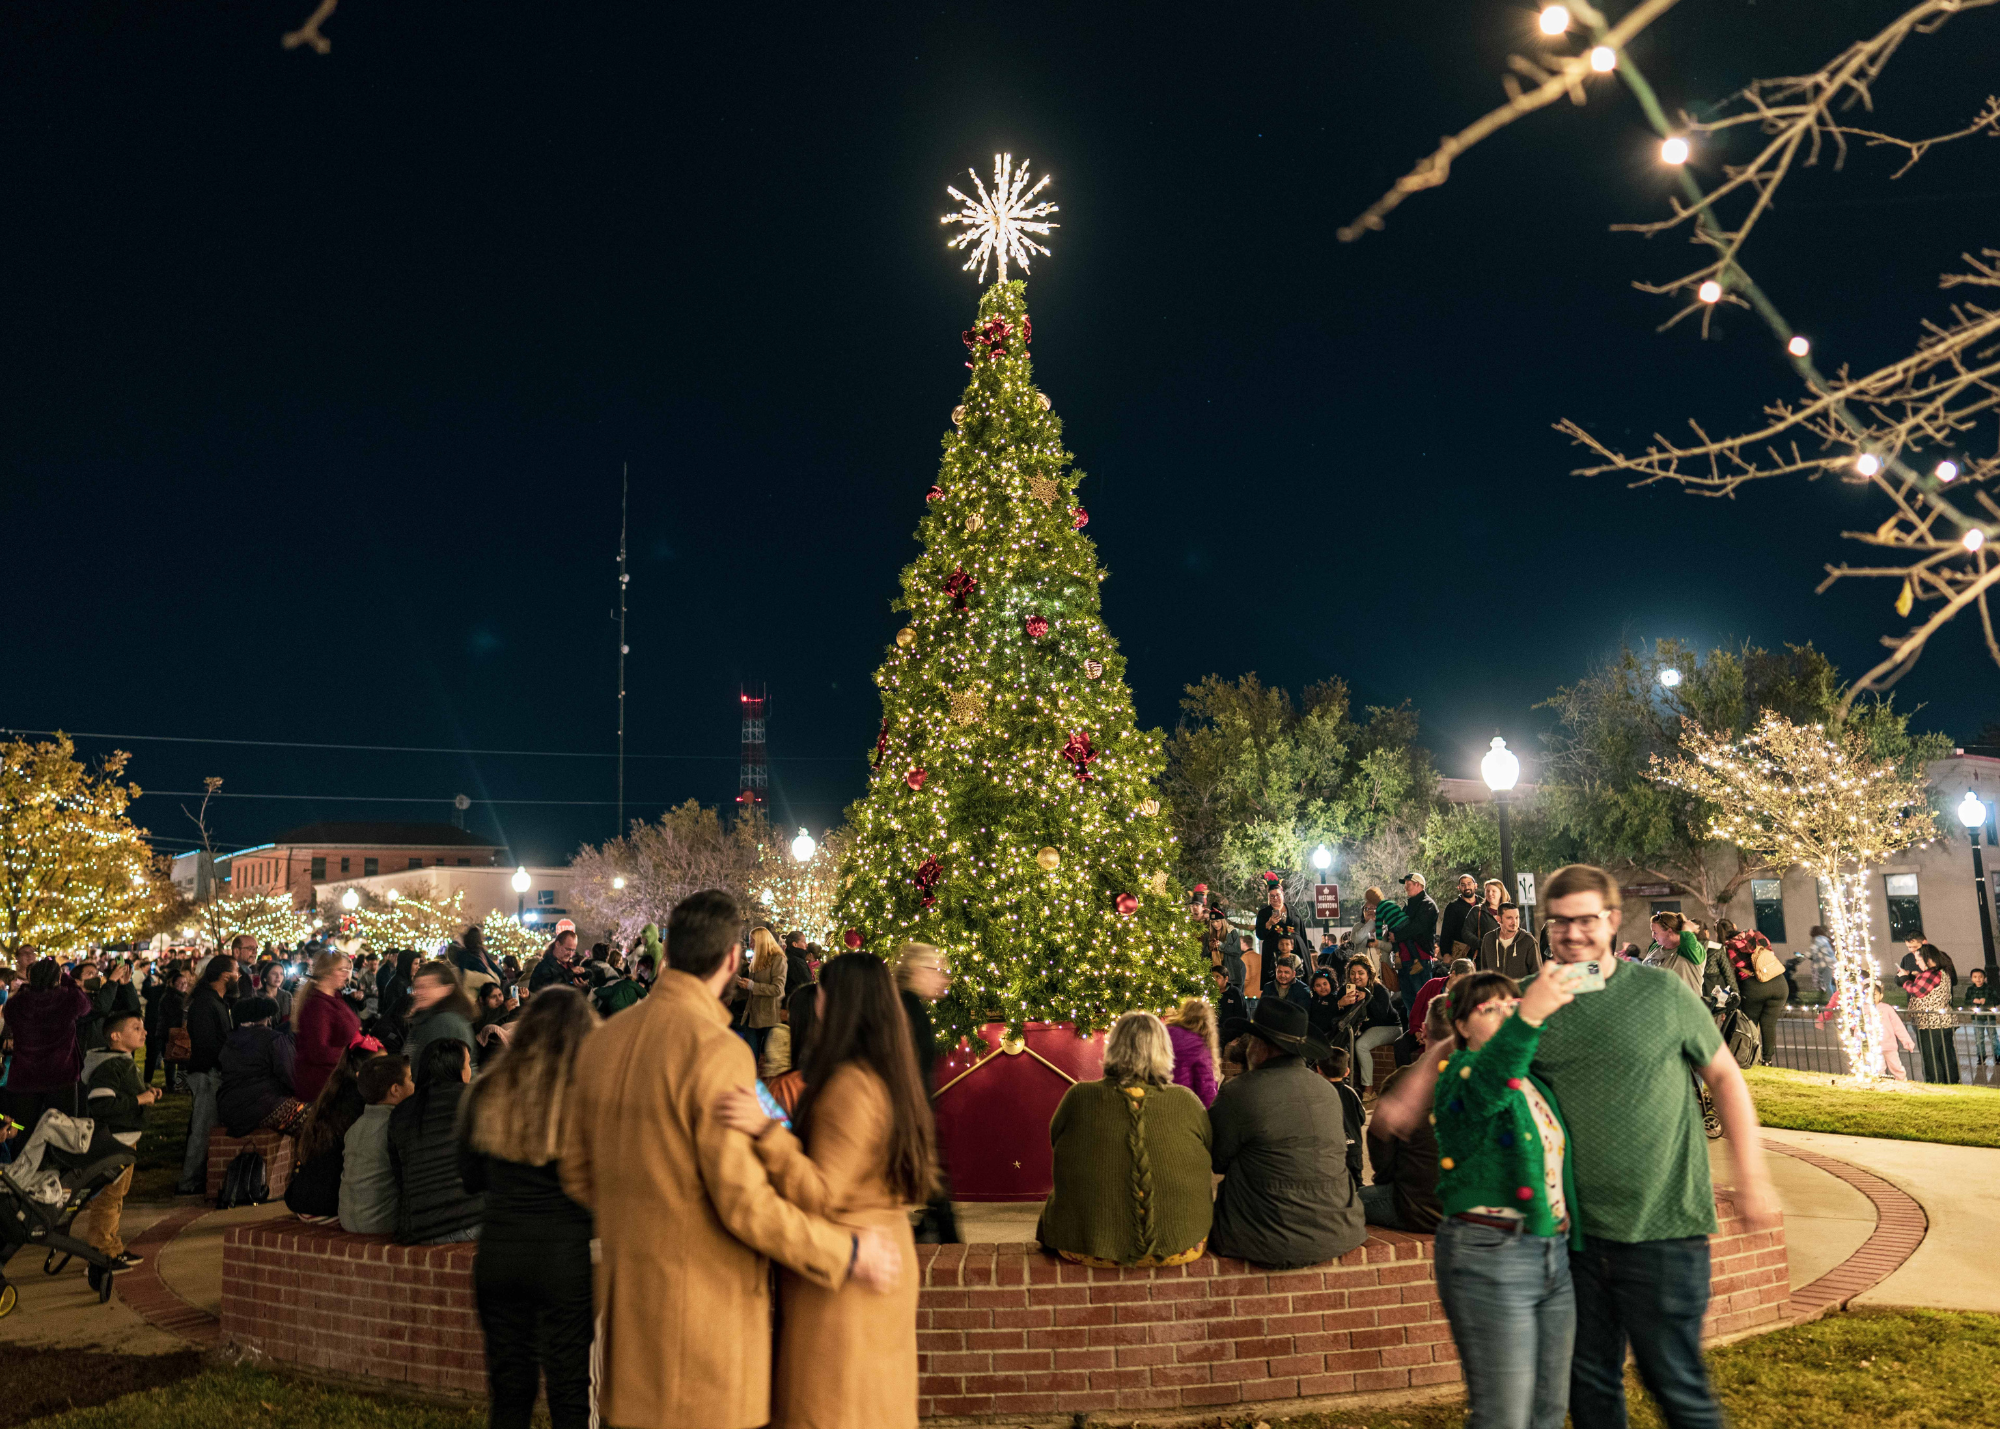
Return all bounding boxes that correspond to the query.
[0,861,1992,1429]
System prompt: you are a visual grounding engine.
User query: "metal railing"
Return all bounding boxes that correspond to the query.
[1766,1008,2000,1085]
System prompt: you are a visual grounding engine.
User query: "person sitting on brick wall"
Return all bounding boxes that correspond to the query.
[217,996,306,1139]
[338,1054,412,1235]
[285,1040,379,1223]
[388,1039,483,1244]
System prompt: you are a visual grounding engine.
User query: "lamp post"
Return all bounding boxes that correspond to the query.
[791,828,817,863]
[1959,792,1997,977]
[1481,735,1521,920]
[512,865,530,921]
[1311,845,1333,937]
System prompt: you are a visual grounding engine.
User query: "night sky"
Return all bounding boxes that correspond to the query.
[6,0,1997,864]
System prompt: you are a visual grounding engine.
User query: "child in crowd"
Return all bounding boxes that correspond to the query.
[338,1054,412,1234]
[1966,967,1997,1067]
[77,1012,158,1268]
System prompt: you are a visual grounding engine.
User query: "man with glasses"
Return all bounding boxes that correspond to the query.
[1377,864,1778,1429]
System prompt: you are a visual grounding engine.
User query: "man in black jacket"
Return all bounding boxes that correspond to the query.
[174,955,240,1196]
[1436,874,1482,962]
[529,922,583,993]
[782,931,813,1001]
[1393,873,1443,987]
[1253,883,1311,993]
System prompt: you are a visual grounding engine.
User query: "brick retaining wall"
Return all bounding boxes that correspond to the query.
[220,1192,1786,1419]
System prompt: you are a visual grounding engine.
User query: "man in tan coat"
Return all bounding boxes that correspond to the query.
[561,889,901,1429]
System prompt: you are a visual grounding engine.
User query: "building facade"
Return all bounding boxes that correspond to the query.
[217,822,508,911]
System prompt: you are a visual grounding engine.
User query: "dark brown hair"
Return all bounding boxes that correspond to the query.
[796,952,938,1204]
[463,985,596,1165]
[1651,910,1685,935]
[1544,864,1622,910]
[359,1054,412,1104]
[298,1044,378,1162]
[413,960,478,1022]
[1446,971,1522,1047]
[667,889,740,978]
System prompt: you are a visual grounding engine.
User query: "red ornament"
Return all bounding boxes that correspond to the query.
[914,856,944,909]
[926,485,944,502]
[872,717,889,770]
[843,928,863,949]
[1061,730,1097,782]
[1025,615,1050,638]
[960,314,1025,363]
[1115,893,1138,915]
[944,567,978,611]
[1071,506,1089,529]
[906,767,927,790]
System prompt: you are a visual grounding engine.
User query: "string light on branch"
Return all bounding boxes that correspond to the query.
[1935,461,1958,483]
[941,154,1058,284]
[1965,528,1986,553]
[1855,453,1882,477]
[1538,5,1571,35]
[1589,46,1616,72]
[1787,335,1810,357]
[1697,280,1722,304]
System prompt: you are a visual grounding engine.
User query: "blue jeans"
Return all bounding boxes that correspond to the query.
[1971,1021,1996,1062]
[176,1070,220,1195]
[1435,1217,1574,1429]
[1570,1235,1719,1429]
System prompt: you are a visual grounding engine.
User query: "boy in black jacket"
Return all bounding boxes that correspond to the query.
[78,1012,158,1268]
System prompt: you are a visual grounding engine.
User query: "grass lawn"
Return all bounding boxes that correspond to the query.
[1745,1064,2000,1149]
[129,1073,193,1201]
[17,1310,1997,1428]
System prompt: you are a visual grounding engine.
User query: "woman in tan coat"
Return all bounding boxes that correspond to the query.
[736,926,788,1065]
[717,951,937,1429]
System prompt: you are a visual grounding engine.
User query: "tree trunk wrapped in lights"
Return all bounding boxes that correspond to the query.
[1652,711,1938,1080]
[834,275,1201,1050]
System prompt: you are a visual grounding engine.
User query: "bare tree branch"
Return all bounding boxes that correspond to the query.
[283,0,338,55]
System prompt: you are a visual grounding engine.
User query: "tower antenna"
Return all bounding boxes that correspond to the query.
[617,461,630,836]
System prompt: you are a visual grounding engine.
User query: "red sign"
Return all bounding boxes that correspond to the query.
[1313,883,1341,921]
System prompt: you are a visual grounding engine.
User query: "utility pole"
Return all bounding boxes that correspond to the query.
[617,462,630,838]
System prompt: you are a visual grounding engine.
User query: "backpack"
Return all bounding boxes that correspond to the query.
[1719,1009,1761,1069]
[216,1147,270,1209]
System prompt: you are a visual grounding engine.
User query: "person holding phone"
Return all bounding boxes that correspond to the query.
[1376,864,1778,1429]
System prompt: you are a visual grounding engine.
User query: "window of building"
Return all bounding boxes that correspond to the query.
[340,857,351,875]
[1751,879,1787,942]
[408,857,423,870]
[364,858,379,877]
[538,889,556,906]
[1649,899,1682,919]
[457,858,470,866]
[1884,874,1923,941]
[311,857,326,881]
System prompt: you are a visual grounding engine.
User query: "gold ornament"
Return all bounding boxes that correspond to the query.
[1083,659,1103,679]
[1036,391,1052,410]
[965,512,984,533]
[1027,474,1060,505]
[895,627,916,649]
[952,404,967,426]
[948,689,984,725]
[1149,869,1170,897]
[1036,846,1061,872]
[1139,798,1160,818]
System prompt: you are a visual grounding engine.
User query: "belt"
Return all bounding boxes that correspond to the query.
[1451,1212,1571,1235]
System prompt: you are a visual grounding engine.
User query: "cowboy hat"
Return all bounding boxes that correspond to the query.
[1220,996,1332,1063]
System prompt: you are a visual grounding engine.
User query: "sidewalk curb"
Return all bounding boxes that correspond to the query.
[1765,1142,1929,1324]
[112,1203,222,1346]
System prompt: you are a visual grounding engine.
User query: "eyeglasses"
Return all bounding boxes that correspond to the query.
[1468,998,1517,1018]
[1544,913,1609,933]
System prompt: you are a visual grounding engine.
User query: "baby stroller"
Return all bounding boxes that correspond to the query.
[0,1108,138,1317]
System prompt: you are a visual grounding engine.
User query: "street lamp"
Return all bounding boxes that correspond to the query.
[1481,735,1522,919]
[791,828,817,863]
[385,888,399,903]
[1659,667,1682,689]
[512,865,530,921]
[1310,845,1332,874]
[340,889,359,911]
[1959,792,1997,976]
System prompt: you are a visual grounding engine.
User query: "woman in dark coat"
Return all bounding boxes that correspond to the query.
[216,996,305,1137]
[0,959,92,1125]
[388,1038,483,1244]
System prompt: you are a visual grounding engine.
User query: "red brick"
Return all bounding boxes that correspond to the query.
[1179,1383,1245,1405]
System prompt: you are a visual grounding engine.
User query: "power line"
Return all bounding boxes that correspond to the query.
[3,728,854,764]
[141,789,648,806]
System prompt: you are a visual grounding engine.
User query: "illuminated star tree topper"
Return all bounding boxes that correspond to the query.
[941,153,1058,283]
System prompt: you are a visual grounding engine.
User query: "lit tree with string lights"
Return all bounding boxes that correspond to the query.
[1652,711,1937,1080]
[1342,0,2000,717]
[835,156,1202,1050]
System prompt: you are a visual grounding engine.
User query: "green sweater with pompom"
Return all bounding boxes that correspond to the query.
[1434,1013,1582,1246]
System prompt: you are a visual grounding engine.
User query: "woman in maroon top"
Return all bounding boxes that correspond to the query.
[292,950,362,1103]
[0,959,93,1123]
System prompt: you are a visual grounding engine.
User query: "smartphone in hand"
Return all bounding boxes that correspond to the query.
[1557,961,1606,993]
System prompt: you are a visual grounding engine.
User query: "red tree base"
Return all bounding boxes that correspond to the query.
[931,1021,1106,1201]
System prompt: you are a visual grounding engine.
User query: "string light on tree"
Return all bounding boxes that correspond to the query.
[941,154,1059,284]
[1697,280,1722,303]
[1537,5,1570,35]
[1589,46,1616,72]
[1788,335,1811,357]
[1652,711,1937,1082]
[1936,461,1959,483]
[1660,136,1690,165]
[1965,528,1986,553]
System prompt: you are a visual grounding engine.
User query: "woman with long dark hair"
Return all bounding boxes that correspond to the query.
[459,985,598,1429]
[284,1039,379,1221]
[1905,943,1962,1084]
[714,952,936,1429]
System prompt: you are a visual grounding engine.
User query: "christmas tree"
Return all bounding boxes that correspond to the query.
[835,159,1200,1048]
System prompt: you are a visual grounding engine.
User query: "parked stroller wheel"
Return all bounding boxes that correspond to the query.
[44,1250,72,1276]
[86,1264,112,1303]
[0,1281,16,1318]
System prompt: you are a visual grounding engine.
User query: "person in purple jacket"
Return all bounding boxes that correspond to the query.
[1165,996,1220,1107]
[0,958,93,1132]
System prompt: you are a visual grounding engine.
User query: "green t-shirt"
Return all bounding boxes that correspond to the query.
[1521,959,1724,1243]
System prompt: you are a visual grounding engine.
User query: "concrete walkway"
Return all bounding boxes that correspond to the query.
[1762,1127,2000,1314]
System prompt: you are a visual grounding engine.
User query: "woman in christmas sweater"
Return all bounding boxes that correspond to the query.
[1432,968,1580,1429]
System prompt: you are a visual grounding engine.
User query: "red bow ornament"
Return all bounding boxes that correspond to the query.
[1061,731,1097,782]
[914,857,944,909]
[944,567,978,610]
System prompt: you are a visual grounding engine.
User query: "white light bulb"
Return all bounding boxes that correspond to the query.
[1589,46,1616,72]
[1697,280,1722,303]
[1936,461,1959,483]
[612,876,626,890]
[1788,335,1810,357]
[1539,5,1571,34]
[1965,528,1987,552]
[1659,667,1682,688]
[1661,136,1690,165]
